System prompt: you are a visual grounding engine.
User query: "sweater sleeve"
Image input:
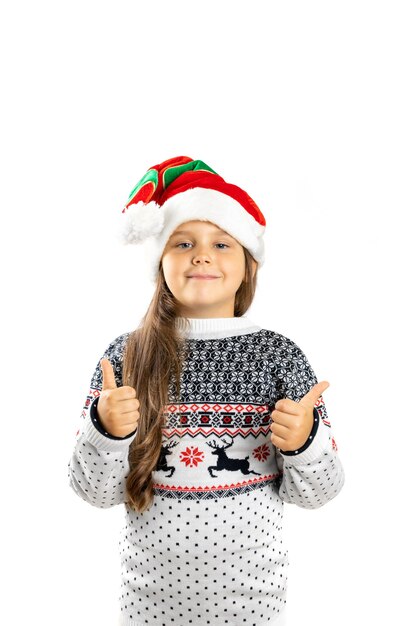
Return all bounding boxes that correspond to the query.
[67,332,137,509]
[274,338,345,509]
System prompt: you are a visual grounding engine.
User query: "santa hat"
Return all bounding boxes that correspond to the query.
[118,156,266,279]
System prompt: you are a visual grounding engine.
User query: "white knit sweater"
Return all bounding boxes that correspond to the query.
[68,317,345,625]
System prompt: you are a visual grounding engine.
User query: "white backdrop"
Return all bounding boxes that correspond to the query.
[1,1,416,624]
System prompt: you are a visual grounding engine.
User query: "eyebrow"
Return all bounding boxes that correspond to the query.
[170,229,232,237]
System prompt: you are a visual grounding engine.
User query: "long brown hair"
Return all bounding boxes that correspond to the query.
[122,247,258,513]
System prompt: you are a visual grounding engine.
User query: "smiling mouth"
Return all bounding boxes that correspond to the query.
[187,276,220,280]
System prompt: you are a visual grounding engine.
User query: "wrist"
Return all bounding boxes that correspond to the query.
[280,407,320,456]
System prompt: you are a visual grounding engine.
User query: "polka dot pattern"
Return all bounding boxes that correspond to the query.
[118,488,288,624]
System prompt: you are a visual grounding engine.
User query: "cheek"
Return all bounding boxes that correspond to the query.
[161,257,174,285]
[162,255,184,290]
[162,253,176,272]
[230,255,246,283]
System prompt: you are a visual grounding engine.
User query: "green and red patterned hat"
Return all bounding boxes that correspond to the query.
[119,156,266,279]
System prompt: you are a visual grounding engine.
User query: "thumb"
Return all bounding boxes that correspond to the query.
[100,358,117,390]
[300,380,330,408]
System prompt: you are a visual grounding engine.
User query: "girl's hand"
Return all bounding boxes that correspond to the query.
[270,381,330,452]
[97,358,140,437]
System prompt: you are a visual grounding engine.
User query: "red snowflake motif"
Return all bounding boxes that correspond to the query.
[253,443,271,462]
[179,446,205,467]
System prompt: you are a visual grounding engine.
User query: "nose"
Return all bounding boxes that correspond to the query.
[192,255,211,265]
[192,247,212,264]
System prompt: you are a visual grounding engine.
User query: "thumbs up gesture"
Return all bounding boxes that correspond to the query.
[270,381,330,452]
[97,358,140,438]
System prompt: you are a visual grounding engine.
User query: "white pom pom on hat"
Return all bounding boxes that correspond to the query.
[119,156,266,280]
[118,200,164,244]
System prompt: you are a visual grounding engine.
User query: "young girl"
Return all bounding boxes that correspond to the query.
[68,156,345,626]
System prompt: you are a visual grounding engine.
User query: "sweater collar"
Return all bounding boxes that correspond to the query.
[175,316,261,340]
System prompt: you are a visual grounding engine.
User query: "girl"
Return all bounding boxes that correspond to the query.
[68,156,345,626]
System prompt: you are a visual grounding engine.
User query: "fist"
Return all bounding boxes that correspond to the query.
[270,381,330,452]
[97,358,140,438]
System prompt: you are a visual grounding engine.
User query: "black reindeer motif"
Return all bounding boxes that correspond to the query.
[156,440,179,477]
[207,437,261,479]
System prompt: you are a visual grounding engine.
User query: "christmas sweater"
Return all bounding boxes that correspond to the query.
[68,316,345,626]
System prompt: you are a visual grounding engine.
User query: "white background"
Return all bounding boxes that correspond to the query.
[1,1,416,624]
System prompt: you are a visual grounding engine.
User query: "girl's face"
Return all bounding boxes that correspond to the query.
[162,220,250,318]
